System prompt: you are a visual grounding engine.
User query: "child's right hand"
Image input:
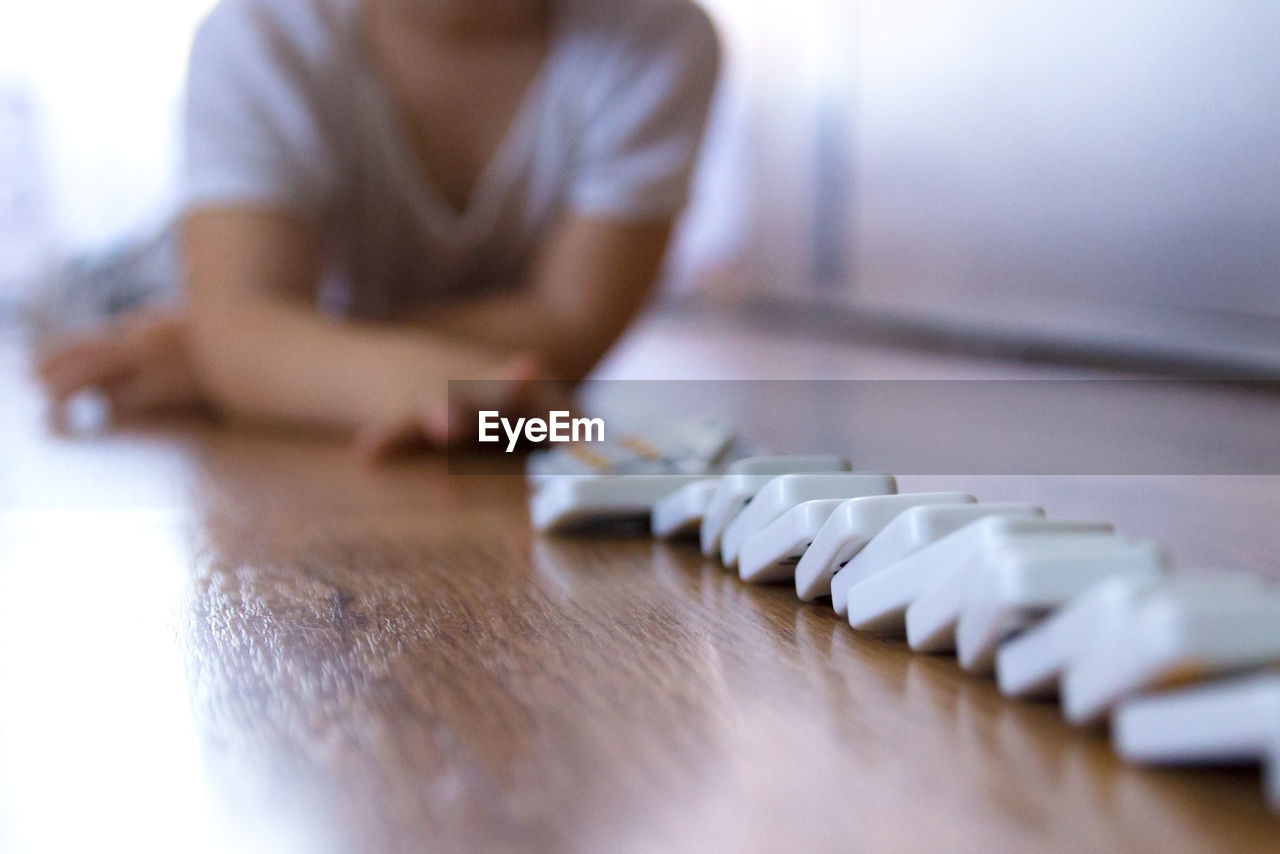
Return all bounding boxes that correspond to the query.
[34,308,205,424]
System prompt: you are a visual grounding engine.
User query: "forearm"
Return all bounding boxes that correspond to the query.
[188,295,485,431]
[182,207,505,432]
[179,208,669,430]
[416,292,608,381]
[417,218,675,380]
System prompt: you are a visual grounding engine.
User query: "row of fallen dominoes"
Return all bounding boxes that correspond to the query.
[527,424,1280,813]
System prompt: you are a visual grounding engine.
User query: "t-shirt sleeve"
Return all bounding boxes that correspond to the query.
[182,0,335,214]
[568,2,722,220]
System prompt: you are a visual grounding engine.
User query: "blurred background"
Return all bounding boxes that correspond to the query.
[2,0,1279,373]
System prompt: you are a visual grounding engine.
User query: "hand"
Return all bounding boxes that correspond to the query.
[35,308,205,424]
[350,351,564,463]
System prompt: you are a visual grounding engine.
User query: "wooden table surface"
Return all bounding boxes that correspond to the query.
[2,317,1279,854]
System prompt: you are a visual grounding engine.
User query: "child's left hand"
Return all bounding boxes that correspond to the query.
[349,351,556,463]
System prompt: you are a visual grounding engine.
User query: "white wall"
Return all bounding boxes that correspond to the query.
[0,0,216,290]
[704,0,1280,366]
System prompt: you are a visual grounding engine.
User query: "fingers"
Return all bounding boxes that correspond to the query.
[350,409,447,465]
[36,334,135,403]
[351,350,558,464]
[498,351,543,385]
[36,310,203,421]
[351,417,410,464]
[420,405,455,446]
[101,371,180,419]
[495,351,578,419]
[455,350,547,413]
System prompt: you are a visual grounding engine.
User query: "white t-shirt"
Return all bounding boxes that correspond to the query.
[183,0,720,318]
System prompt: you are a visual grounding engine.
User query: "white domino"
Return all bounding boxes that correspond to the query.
[996,574,1165,699]
[1113,672,1280,767]
[720,473,898,569]
[830,503,1043,616]
[793,493,978,602]
[652,479,721,540]
[699,456,854,559]
[531,475,708,533]
[1061,580,1280,725]
[907,529,1134,655]
[846,517,1113,636]
[737,499,846,583]
[993,572,1265,700]
[1114,671,1280,812]
[526,420,1280,808]
[953,539,1168,673]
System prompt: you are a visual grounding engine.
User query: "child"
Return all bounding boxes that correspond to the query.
[36,0,720,459]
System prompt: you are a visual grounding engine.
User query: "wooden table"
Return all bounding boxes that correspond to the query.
[2,316,1279,853]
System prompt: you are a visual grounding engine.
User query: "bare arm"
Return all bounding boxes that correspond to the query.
[186,208,669,424]
[39,206,669,456]
[182,207,518,433]
[411,216,674,381]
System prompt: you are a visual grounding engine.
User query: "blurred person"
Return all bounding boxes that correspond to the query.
[34,0,719,459]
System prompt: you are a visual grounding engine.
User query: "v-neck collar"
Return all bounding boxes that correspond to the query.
[353,5,561,242]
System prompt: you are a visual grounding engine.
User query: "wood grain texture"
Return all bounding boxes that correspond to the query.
[2,322,1279,854]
